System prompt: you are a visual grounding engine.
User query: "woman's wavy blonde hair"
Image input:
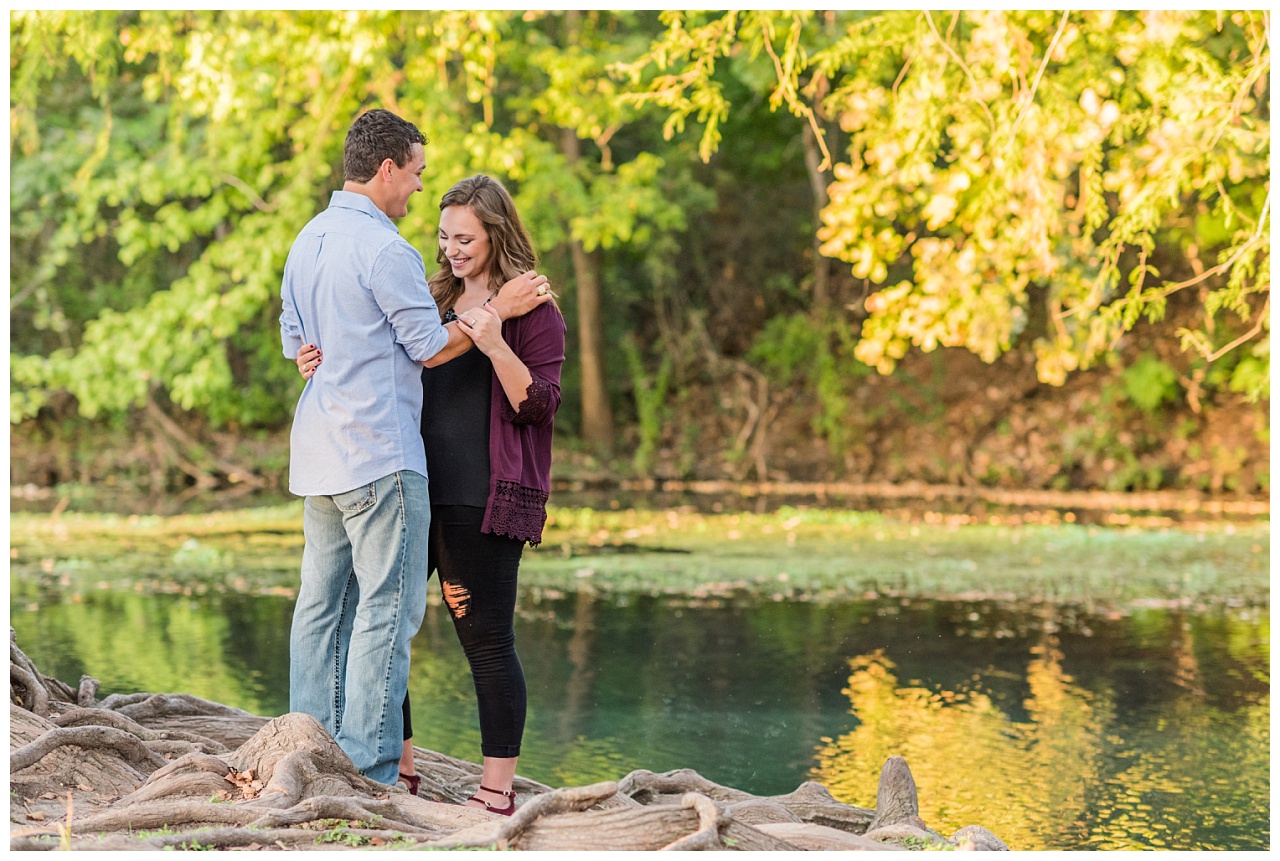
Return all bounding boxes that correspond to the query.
[428,175,540,316]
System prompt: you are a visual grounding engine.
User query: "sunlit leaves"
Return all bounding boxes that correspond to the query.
[629,10,1269,400]
[10,11,377,425]
[11,10,714,431]
[614,11,744,162]
[10,10,1268,435]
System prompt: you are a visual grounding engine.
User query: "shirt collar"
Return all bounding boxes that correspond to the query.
[328,190,399,233]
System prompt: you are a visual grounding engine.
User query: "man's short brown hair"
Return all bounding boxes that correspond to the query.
[343,109,427,183]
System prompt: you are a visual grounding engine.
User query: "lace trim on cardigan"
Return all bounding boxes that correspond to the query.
[500,377,554,425]
[487,479,549,546]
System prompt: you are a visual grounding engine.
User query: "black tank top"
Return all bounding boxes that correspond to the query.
[420,336,491,507]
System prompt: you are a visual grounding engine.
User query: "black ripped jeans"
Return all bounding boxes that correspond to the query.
[402,505,527,759]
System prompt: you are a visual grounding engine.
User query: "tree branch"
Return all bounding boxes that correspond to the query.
[1006,11,1072,145]
[923,11,995,132]
[761,15,833,172]
[1055,189,1270,324]
[218,173,276,213]
[144,394,266,488]
[1199,296,1269,363]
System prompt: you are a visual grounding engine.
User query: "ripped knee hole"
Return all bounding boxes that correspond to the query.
[442,580,472,618]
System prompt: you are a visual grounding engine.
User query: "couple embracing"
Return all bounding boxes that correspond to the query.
[279,108,565,815]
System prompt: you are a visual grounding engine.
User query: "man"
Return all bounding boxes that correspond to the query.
[278,108,549,785]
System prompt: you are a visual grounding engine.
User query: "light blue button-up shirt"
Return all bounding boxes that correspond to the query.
[280,191,449,497]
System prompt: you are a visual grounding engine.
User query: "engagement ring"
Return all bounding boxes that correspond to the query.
[537,286,548,296]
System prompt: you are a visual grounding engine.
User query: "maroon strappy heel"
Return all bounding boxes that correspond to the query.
[468,784,517,816]
[398,772,421,796]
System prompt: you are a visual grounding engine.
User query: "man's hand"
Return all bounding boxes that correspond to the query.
[488,270,552,321]
[296,344,322,380]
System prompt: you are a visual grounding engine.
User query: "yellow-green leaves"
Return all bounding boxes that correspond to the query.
[630,10,1269,400]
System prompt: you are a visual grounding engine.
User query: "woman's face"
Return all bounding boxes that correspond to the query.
[438,205,492,284]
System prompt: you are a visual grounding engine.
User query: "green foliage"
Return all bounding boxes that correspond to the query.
[11,11,358,426]
[8,10,1269,471]
[164,839,215,851]
[1121,353,1180,412]
[748,312,869,453]
[622,335,673,475]
[1227,341,1270,402]
[8,11,710,436]
[627,10,1270,400]
[313,825,371,847]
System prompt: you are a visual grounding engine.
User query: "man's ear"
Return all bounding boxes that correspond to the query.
[379,158,396,181]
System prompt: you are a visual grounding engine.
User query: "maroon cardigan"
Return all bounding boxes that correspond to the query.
[481,301,566,546]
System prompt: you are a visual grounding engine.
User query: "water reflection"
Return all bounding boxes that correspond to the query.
[812,610,1269,850]
[10,586,292,717]
[814,647,1106,849]
[8,586,1268,851]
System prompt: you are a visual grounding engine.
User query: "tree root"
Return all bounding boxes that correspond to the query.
[10,725,168,775]
[102,691,260,720]
[10,660,50,718]
[14,825,432,852]
[619,767,755,804]
[246,795,444,836]
[100,691,270,749]
[758,821,909,851]
[10,632,78,718]
[9,633,1010,851]
[53,707,230,753]
[766,779,877,831]
[76,675,99,708]
[17,798,264,838]
[867,754,925,832]
[436,780,622,849]
[952,824,1011,851]
[659,793,730,850]
[114,753,236,805]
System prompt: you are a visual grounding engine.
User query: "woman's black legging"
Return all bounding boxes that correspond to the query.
[402,504,527,759]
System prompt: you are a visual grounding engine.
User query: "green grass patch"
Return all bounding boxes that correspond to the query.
[526,505,1270,609]
[9,503,1270,610]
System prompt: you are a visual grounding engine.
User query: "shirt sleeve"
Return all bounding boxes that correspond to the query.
[370,239,450,363]
[499,303,567,427]
[279,245,305,360]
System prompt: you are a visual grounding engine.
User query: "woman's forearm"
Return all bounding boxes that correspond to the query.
[488,343,535,412]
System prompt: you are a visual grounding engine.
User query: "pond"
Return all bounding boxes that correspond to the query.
[10,579,1269,850]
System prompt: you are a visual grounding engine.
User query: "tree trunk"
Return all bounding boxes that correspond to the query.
[803,119,832,311]
[561,127,615,454]
[804,20,837,314]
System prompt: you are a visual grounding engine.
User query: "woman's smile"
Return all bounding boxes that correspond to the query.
[439,205,492,283]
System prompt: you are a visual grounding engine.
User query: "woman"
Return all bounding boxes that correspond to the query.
[296,175,566,815]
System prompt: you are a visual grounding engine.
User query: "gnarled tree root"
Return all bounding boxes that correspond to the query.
[10,725,168,775]
[10,632,1009,851]
[53,707,229,753]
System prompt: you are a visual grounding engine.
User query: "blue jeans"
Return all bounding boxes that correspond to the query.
[289,471,429,785]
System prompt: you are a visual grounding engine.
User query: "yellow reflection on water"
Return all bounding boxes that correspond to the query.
[812,643,1110,850]
[1087,692,1270,851]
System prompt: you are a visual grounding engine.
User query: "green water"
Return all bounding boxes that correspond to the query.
[8,507,1271,850]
